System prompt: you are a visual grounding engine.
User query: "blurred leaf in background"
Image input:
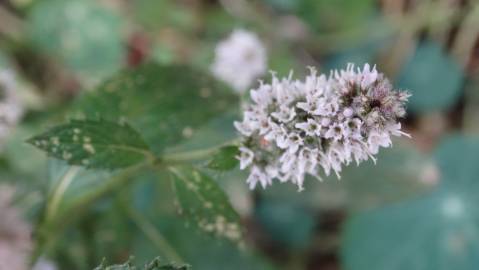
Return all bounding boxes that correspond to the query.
[264,0,376,34]
[255,198,317,250]
[341,136,479,270]
[297,0,376,34]
[133,0,197,32]
[74,63,238,155]
[397,41,464,113]
[260,140,432,213]
[28,0,125,83]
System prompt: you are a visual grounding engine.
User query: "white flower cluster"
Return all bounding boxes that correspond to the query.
[211,29,267,92]
[235,64,410,190]
[0,69,24,148]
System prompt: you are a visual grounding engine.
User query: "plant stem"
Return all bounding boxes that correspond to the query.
[32,164,146,264]
[31,166,80,265]
[33,138,240,264]
[162,147,218,163]
[162,138,241,163]
[53,163,151,223]
[45,166,81,223]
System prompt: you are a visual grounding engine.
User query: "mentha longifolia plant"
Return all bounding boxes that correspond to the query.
[235,64,411,191]
[26,28,411,267]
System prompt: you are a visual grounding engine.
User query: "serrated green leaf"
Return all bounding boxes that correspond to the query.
[169,167,242,242]
[94,257,190,270]
[28,119,152,169]
[75,63,238,155]
[207,145,239,171]
[341,136,479,270]
[94,259,133,270]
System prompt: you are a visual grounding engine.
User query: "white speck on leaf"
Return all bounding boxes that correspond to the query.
[83,143,95,154]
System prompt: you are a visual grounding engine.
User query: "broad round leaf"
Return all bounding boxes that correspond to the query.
[397,41,464,113]
[255,199,316,249]
[260,141,431,211]
[341,136,479,270]
[29,0,125,81]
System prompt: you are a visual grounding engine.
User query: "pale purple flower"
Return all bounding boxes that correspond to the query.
[295,118,322,137]
[246,166,271,189]
[235,64,410,190]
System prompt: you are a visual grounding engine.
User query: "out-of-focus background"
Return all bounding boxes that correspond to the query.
[1,0,479,269]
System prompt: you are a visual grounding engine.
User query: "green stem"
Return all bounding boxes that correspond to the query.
[32,138,240,264]
[31,166,80,265]
[54,163,151,223]
[162,138,241,163]
[163,147,218,163]
[32,164,146,264]
[45,166,81,223]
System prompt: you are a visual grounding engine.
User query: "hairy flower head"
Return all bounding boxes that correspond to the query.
[235,64,410,190]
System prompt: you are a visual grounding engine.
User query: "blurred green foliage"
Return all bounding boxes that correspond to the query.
[28,0,125,82]
[94,257,190,270]
[74,63,238,155]
[342,136,479,270]
[264,0,376,33]
[255,199,317,250]
[398,41,464,113]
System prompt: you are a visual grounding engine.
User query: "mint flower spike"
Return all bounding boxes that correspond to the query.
[235,63,411,191]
